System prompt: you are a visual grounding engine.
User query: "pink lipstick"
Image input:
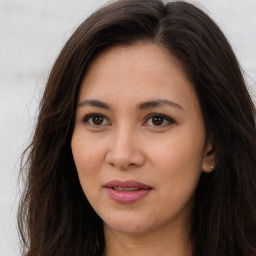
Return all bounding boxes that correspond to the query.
[103,180,152,204]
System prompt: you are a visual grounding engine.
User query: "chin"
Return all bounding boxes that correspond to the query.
[102,213,152,234]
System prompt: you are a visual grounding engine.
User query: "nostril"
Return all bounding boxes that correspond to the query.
[105,146,146,170]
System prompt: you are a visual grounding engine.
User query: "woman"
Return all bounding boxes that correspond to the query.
[18,0,256,255]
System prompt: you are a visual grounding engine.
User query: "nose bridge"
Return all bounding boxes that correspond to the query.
[114,123,134,149]
[106,123,145,169]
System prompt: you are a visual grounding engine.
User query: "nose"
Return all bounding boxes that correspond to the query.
[105,127,146,170]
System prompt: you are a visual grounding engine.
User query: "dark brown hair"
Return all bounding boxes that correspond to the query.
[18,0,256,255]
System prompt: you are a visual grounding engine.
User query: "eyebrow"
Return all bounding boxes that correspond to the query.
[138,99,184,111]
[78,99,184,111]
[78,99,111,110]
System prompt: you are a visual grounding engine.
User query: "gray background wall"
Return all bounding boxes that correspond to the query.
[0,0,255,255]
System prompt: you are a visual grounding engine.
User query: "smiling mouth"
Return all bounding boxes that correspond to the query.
[104,179,152,191]
[112,187,143,191]
[104,180,152,203]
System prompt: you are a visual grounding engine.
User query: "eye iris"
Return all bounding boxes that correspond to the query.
[152,116,164,126]
[92,116,104,125]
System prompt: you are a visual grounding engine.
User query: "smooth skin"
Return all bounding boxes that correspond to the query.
[71,43,215,256]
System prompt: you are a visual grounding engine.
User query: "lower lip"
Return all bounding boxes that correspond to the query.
[104,187,152,204]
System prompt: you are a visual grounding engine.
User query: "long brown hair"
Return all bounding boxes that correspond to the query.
[18,0,256,255]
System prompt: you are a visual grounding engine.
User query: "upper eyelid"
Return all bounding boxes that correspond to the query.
[81,112,175,125]
[144,113,175,122]
[81,113,110,123]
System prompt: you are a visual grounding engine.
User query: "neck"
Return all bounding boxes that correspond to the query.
[102,222,192,256]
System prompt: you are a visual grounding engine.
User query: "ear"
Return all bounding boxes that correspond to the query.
[202,139,216,173]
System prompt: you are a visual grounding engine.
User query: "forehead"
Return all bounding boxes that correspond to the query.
[81,43,191,91]
[87,42,184,76]
[78,43,199,114]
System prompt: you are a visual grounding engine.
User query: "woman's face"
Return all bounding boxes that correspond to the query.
[71,43,214,236]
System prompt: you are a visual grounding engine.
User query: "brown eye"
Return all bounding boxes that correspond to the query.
[143,114,175,127]
[92,116,104,125]
[152,116,164,126]
[82,114,109,126]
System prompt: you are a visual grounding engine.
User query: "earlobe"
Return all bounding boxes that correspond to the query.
[202,140,216,173]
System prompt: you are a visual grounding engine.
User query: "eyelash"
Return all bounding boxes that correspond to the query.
[143,113,175,127]
[81,113,175,127]
[81,113,110,126]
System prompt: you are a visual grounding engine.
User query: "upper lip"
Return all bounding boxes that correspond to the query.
[104,180,152,189]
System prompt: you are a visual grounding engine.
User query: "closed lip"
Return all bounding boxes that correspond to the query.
[103,179,152,189]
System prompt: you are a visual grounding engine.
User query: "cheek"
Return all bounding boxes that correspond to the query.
[147,132,204,197]
[150,140,203,212]
[71,134,105,207]
[149,135,204,172]
[71,133,105,184]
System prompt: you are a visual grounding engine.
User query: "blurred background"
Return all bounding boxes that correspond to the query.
[0,0,255,255]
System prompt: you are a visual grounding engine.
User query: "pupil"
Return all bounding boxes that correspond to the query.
[93,116,103,125]
[152,117,163,126]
